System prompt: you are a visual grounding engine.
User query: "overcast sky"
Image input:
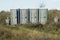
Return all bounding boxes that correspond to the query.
[0,0,60,11]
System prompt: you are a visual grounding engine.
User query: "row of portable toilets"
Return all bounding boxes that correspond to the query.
[10,8,48,25]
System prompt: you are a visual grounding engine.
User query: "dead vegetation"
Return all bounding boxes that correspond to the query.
[0,10,60,40]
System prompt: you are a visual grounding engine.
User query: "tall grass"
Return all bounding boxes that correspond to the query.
[0,10,60,40]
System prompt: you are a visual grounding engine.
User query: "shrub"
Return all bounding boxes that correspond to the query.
[0,29,13,40]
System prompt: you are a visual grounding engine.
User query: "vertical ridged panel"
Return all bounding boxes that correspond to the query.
[10,9,17,25]
[20,9,28,24]
[39,9,48,24]
[30,9,38,23]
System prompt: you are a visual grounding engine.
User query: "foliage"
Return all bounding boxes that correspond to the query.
[0,10,60,40]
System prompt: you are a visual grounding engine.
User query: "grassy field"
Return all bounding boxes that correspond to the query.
[0,24,60,40]
[0,10,60,40]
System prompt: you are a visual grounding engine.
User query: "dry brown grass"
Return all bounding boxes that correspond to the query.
[0,10,60,40]
[0,25,60,40]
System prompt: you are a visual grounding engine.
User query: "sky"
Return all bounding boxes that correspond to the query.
[0,0,60,11]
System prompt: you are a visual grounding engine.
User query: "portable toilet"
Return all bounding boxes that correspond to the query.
[30,9,38,23]
[10,9,17,25]
[20,9,28,24]
[39,8,48,24]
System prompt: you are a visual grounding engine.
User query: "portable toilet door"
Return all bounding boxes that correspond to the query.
[20,9,28,24]
[30,9,38,23]
[39,9,48,24]
[10,9,17,25]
